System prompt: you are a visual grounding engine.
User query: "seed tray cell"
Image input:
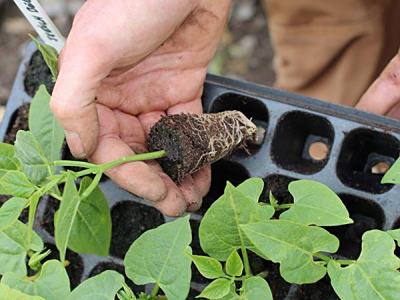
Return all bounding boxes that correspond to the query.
[2,42,400,299]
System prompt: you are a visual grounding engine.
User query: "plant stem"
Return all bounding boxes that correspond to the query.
[335,259,355,265]
[241,247,252,276]
[53,160,97,168]
[81,172,103,199]
[150,284,160,298]
[314,253,331,263]
[314,253,354,266]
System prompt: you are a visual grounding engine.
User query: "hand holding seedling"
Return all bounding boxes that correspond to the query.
[50,0,231,215]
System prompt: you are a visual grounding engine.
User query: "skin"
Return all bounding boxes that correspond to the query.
[50,0,232,216]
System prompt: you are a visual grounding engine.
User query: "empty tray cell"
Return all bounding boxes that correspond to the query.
[199,160,249,214]
[4,103,30,144]
[110,201,165,258]
[24,50,55,97]
[209,93,268,154]
[45,243,84,289]
[337,128,399,194]
[89,262,144,294]
[328,194,385,259]
[271,111,334,174]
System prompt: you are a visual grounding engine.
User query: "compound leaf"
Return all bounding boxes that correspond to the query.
[0,143,20,170]
[67,271,123,300]
[0,170,35,198]
[67,177,111,256]
[14,131,51,185]
[191,255,225,279]
[125,216,192,300]
[196,278,231,299]
[0,197,28,231]
[280,180,352,226]
[328,230,400,300]
[240,276,272,300]
[1,260,70,300]
[29,85,64,162]
[0,221,43,276]
[241,220,339,284]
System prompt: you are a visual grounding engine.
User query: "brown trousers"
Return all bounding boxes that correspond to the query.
[263,0,400,106]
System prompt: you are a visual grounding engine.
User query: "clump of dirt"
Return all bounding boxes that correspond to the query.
[24,50,55,97]
[89,262,144,295]
[110,201,165,258]
[148,111,256,183]
[4,103,30,144]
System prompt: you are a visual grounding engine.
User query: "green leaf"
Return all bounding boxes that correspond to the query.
[14,131,51,184]
[0,283,44,300]
[68,271,123,300]
[55,174,81,262]
[240,276,272,300]
[382,157,400,184]
[1,260,70,300]
[125,216,192,300]
[387,229,400,246]
[328,230,400,300]
[196,278,231,299]
[64,176,111,256]
[236,178,264,202]
[241,220,339,284]
[0,170,35,197]
[0,143,20,170]
[192,255,225,279]
[29,85,65,162]
[280,180,353,226]
[269,191,278,208]
[199,182,272,261]
[30,35,59,80]
[0,221,43,276]
[0,197,28,231]
[225,250,243,277]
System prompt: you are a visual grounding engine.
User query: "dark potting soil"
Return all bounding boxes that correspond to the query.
[24,50,55,97]
[4,103,30,144]
[0,194,29,223]
[148,112,256,183]
[248,251,290,300]
[110,201,165,259]
[89,262,144,295]
[263,174,296,205]
[293,276,339,300]
[44,243,84,289]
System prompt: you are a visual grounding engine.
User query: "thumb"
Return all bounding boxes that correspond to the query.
[51,42,112,158]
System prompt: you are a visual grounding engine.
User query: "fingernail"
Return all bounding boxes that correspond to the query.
[65,130,86,158]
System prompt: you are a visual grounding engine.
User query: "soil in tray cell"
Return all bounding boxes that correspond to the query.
[24,50,55,97]
[89,262,144,295]
[293,276,338,300]
[110,201,165,259]
[4,103,30,144]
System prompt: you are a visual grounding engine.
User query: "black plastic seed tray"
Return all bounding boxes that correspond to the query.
[2,42,400,299]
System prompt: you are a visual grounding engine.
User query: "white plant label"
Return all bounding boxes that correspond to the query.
[13,0,65,52]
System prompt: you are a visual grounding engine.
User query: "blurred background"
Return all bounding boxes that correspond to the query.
[0,0,275,119]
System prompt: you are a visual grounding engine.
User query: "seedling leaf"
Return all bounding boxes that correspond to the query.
[199,182,272,261]
[65,176,111,256]
[0,283,44,300]
[280,180,353,226]
[67,270,123,300]
[236,177,264,202]
[0,143,20,170]
[30,35,59,81]
[387,229,400,246]
[0,221,42,276]
[1,260,70,300]
[125,216,192,300]
[0,197,28,231]
[241,220,339,284]
[55,173,81,262]
[240,276,272,300]
[328,230,400,299]
[382,157,400,184]
[14,131,51,184]
[226,250,243,277]
[196,278,231,299]
[0,170,35,197]
[191,255,225,279]
[29,85,64,162]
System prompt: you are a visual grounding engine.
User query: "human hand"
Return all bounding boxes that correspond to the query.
[50,0,231,216]
[357,51,400,118]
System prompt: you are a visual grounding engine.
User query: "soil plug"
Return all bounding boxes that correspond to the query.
[148,111,257,183]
